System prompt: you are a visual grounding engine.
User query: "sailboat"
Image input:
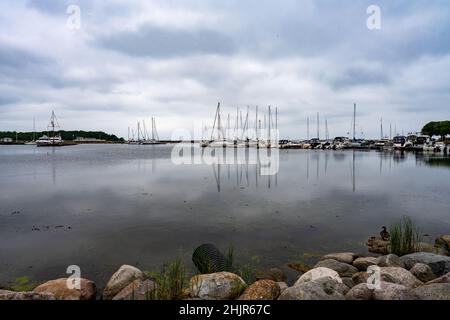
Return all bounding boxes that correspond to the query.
[140,117,165,145]
[36,111,64,147]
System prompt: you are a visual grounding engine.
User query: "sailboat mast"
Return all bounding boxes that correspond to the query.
[317,112,320,140]
[353,103,356,141]
[380,118,384,139]
[307,117,310,140]
[255,106,258,140]
[33,117,36,141]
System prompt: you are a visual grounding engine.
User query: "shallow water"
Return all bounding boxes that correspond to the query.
[0,144,449,287]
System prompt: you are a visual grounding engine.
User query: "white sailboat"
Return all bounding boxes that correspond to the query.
[36,111,64,147]
[24,117,37,145]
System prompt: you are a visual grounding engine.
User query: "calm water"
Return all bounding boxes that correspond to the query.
[1,144,450,287]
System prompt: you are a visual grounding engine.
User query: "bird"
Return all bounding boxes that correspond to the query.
[380,226,390,241]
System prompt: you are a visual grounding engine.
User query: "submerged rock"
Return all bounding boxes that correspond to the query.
[409,263,437,283]
[286,263,312,274]
[112,279,156,300]
[238,280,280,300]
[189,272,246,300]
[295,267,342,286]
[256,268,286,282]
[34,278,96,300]
[279,277,347,300]
[314,259,358,278]
[380,267,423,288]
[412,283,450,300]
[0,290,55,300]
[400,252,450,276]
[320,253,355,265]
[103,265,144,300]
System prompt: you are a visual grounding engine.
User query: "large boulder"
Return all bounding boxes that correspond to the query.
[295,267,342,286]
[410,263,437,283]
[373,282,418,300]
[412,283,450,300]
[256,268,286,282]
[314,259,358,278]
[380,267,423,288]
[103,265,144,300]
[112,279,156,300]
[353,257,379,271]
[321,253,355,265]
[345,283,374,300]
[34,278,96,300]
[377,254,404,268]
[238,280,280,300]
[278,277,347,300]
[426,272,450,285]
[0,290,55,300]
[189,272,246,300]
[400,252,450,276]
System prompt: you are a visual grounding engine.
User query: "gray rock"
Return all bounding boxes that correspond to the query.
[342,277,355,289]
[314,259,359,278]
[400,252,450,276]
[373,282,418,300]
[345,283,374,300]
[380,267,423,288]
[321,253,356,264]
[412,283,450,300]
[353,257,379,271]
[277,282,288,293]
[377,254,404,268]
[112,279,156,300]
[0,290,56,300]
[426,272,450,285]
[189,272,246,300]
[410,263,437,283]
[295,267,342,286]
[103,265,144,300]
[278,277,347,300]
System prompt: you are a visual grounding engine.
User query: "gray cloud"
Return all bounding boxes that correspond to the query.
[97,25,235,58]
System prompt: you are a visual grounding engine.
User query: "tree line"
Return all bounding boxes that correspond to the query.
[0,130,124,142]
[421,121,450,140]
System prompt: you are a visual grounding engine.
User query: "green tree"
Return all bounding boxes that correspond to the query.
[422,121,450,140]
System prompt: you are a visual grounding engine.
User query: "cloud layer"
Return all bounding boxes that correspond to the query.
[0,0,449,139]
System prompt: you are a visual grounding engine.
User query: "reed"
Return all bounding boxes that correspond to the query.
[146,258,187,300]
[389,216,421,256]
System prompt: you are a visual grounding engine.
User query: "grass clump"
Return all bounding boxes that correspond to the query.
[9,276,37,292]
[145,258,187,300]
[389,216,422,256]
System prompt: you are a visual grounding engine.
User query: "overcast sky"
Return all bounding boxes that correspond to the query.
[1,0,449,139]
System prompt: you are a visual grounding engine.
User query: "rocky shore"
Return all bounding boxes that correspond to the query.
[1,236,450,301]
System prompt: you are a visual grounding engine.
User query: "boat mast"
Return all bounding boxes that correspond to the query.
[255,106,258,141]
[317,112,320,140]
[380,118,384,139]
[33,117,36,141]
[307,117,310,140]
[268,106,271,144]
[353,103,356,142]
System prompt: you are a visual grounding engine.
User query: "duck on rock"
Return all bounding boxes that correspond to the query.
[380,226,390,241]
